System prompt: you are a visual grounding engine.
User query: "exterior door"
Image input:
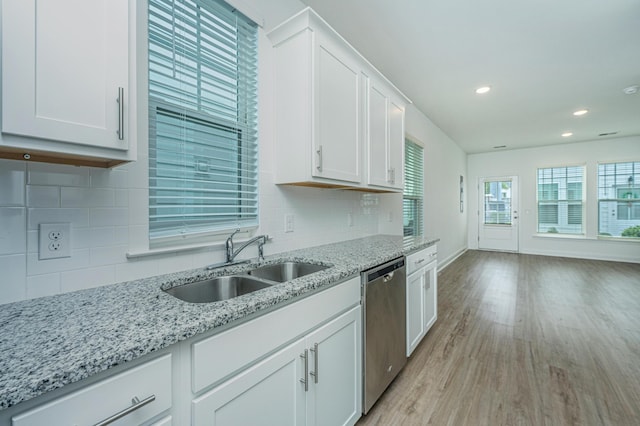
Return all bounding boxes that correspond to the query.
[478,176,519,251]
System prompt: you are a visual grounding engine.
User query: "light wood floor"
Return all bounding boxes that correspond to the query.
[357,250,640,426]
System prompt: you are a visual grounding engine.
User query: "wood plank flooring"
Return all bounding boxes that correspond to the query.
[357,250,640,426]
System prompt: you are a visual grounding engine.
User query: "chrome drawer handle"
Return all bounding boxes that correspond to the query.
[94,394,155,426]
[300,349,309,391]
[415,258,425,265]
[116,87,125,141]
[310,343,319,384]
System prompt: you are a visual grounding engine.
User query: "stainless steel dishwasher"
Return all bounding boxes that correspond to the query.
[362,256,406,414]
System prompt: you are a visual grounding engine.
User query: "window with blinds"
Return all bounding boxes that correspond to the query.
[148,0,258,244]
[403,140,424,237]
[598,161,640,238]
[536,166,584,234]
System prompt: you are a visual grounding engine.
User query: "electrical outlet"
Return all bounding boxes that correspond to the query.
[284,214,294,233]
[39,223,71,260]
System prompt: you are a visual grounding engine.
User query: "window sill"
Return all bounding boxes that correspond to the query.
[597,235,640,243]
[533,233,588,240]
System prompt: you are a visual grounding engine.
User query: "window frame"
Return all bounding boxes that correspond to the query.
[597,161,640,239]
[536,165,585,235]
[403,138,424,237]
[146,0,259,248]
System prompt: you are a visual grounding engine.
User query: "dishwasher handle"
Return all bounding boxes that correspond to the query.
[382,272,395,282]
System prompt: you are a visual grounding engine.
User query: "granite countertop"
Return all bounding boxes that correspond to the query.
[0,234,438,411]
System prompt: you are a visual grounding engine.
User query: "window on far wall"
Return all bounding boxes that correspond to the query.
[536,166,584,234]
[403,140,424,237]
[598,161,640,238]
[147,0,258,246]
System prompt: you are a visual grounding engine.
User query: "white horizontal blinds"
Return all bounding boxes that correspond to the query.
[536,166,583,234]
[598,161,640,237]
[148,0,258,241]
[403,140,424,236]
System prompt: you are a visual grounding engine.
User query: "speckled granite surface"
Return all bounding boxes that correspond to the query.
[0,234,437,410]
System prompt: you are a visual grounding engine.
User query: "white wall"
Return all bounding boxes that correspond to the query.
[467,136,640,263]
[404,105,468,267]
[0,0,469,305]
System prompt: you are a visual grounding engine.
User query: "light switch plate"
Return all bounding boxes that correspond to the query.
[39,223,71,260]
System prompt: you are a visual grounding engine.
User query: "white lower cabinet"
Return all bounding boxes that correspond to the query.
[193,306,362,426]
[10,354,172,426]
[406,245,438,357]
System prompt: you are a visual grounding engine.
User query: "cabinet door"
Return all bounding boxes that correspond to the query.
[388,98,405,189]
[406,269,426,357]
[313,32,361,183]
[306,306,362,426]
[424,263,438,333]
[2,0,129,150]
[192,339,307,426]
[367,78,391,188]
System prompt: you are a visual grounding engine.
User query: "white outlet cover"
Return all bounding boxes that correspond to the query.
[39,223,71,260]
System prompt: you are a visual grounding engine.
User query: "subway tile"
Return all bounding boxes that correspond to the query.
[128,225,149,253]
[26,185,60,207]
[61,187,115,208]
[87,226,129,248]
[115,258,159,282]
[128,188,148,226]
[61,265,116,292]
[89,208,129,227]
[26,249,91,275]
[26,273,61,299]
[115,189,129,207]
[90,245,128,267]
[156,253,195,275]
[27,208,89,230]
[0,159,26,206]
[0,254,26,304]
[0,207,26,255]
[26,230,38,253]
[90,168,129,189]
[27,162,90,187]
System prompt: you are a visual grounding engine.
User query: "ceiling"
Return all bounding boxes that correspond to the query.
[300,0,640,153]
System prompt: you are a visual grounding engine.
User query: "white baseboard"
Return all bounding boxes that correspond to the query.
[437,247,468,272]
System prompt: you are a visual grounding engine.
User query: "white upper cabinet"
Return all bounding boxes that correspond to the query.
[1,0,135,167]
[366,75,405,190]
[268,7,408,192]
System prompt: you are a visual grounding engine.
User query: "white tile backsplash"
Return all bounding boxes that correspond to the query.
[0,254,26,304]
[61,187,115,207]
[27,185,60,207]
[89,208,129,227]
[0,207,26,255]
[0,159,25,206]
[61,265,116,292]
[28,208,89,230]
[26,249,91,275]
[27,162,90,187]
[26,273,61,299]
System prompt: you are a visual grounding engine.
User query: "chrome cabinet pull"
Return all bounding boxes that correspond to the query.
[94,394,155,426]
[391,167,395,184]
[415,258,425,265]
[316,145,323,172]
[309,343,319,384]
[300,349,309,391]
[116,87,125,140]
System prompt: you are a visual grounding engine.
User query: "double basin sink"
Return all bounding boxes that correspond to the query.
[164,261,330,303]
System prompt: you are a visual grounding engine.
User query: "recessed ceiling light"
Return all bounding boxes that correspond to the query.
[475,86,491,94]
[573,109,588,116]
[561,132,573,137]
[623,85,638,95]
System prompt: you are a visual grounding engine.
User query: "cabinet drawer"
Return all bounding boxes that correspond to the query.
[406,245,437,275]
[12,354,172,426]
[191,276,360,393]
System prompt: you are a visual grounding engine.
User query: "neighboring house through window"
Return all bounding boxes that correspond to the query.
[536,166,584,234]
[598,161,640,238]
[403,139,424,236]
[148,0,258,246]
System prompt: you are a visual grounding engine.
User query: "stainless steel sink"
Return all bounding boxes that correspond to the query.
[164,275,272,303]
[245,261,329,283]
